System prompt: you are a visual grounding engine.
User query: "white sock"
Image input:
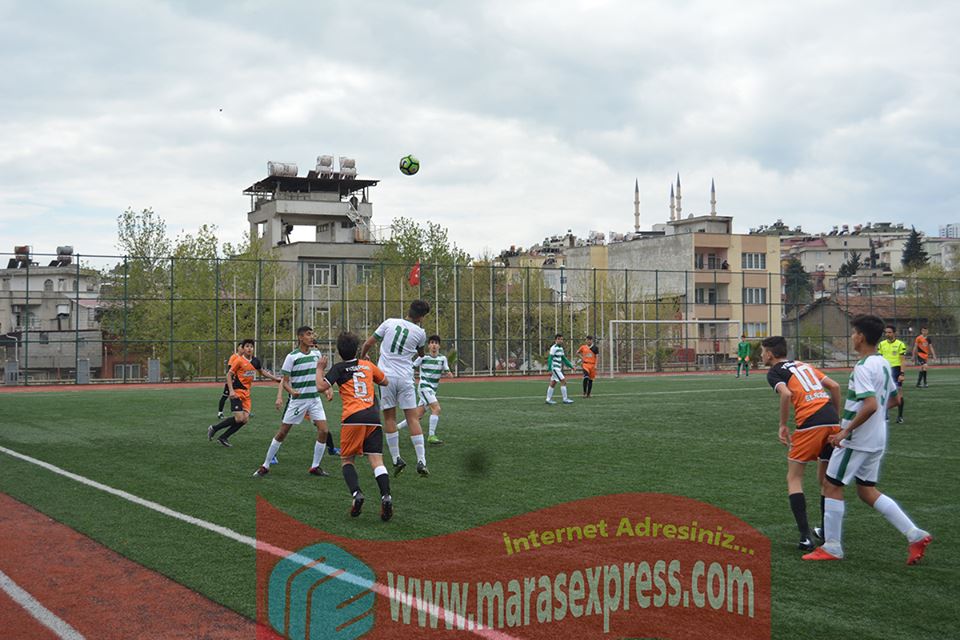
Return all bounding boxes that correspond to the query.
[429,414,439,436]
[411,434,426,464]
[546,387,555,401]
[264,438,282,468]
[561,386,569,400]
[396,420,408,431]
[311,441,325,468]
[823,497,845,556]
[386,431,401,463]
[873,495,922,540]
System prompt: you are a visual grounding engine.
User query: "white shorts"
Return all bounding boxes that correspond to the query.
[826,446,884,486]
[381,377,418,411]
[550,369,565,382]
[418,387,438,407]
[282,398,326,425]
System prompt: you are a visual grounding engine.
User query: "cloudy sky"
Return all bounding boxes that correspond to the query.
[1,0,958,260]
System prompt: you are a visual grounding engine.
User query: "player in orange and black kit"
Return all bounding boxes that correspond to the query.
[912,326,936,388]
[208,338,279,446]
[576,335,599,397]
[761,336,843,551]
[317,331,394,521]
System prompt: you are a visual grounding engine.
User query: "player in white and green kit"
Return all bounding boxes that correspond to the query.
[736,334,751,377]
[545,333,574,405]
[397,335,453,444]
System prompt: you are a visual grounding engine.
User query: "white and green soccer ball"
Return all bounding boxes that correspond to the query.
[399,154,420,176]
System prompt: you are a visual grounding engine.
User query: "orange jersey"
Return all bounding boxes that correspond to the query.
[577,344,598,365]
[915,335,930,358]
[229,355,257,396]
[766,360,839,428]
[325,359,386,424]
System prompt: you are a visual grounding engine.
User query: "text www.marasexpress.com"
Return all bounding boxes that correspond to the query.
[387,559,754,634]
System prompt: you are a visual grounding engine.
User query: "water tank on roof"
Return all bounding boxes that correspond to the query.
[56,246,73,255]
[267,162,298,177]
[316,155,334,176]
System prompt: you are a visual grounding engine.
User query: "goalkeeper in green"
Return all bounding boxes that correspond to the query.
[736,335,752,378]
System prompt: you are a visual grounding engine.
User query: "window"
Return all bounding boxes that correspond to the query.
[742,252,766,270]
[695,287,717,304]
[114,364,142,379]
[307,262,338,287]
[44,279,54,292]
[744,322,768,337]
[39,332,49,344]
[356,264,376,284]
[743,287,767,304]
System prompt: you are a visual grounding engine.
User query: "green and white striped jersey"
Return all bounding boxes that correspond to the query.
[280,348,324,400]
[840,354,897,453]
[548,344,572,373]
[414,354,450,392]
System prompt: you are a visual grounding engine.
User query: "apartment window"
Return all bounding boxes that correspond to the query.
[44,279,54,292]
[114,364,142,379]
[694,254,705,269]
[707,253,719,270]
[695,287,717,304]
[742,252,766,270]
[743,287,767,304]
[744,322,768,337]
[39,332,49,344]
[307,262,338,287]
[356,264,376,284]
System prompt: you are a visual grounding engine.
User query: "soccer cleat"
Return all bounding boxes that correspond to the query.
[350,491,365,517]
[217,437,232,448]
[798,538,815,552]
[813,527,824,543]
[207,425,215,441]
[327,447,341,457]
[253,466,269,477]
[271,455,279,465]
[802,547,842,561]
[907,534,932,565]
[308,466,329,477]
[427,435,444,445]
[562,398,574,404]
[896,417,904,424]
[922,383,929,388]
[416,461,429,477]
[380,496,393,522]
[545,399,557,405]
[393,456,407,477]
[217,411,224,419]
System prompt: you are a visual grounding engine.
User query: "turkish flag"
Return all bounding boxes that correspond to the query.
[407,260,421,286]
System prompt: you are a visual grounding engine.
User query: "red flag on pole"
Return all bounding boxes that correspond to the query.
[408,260,421,286]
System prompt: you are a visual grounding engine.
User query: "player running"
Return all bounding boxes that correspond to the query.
[318,332,394,520]
[735,334,751,378]
[877,325,907,423]
[761,336,842,551]
[207,339,280,447]
[803,314,932,564]
[360,300,431,477]
[545,333,574,405]
[252,326,335,477]
[912,326,936,388]
[576,335,599,398]
[397,335,453,445]
[216,343,243,419]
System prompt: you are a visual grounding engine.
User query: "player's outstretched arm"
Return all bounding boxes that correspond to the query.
[359,335,377,360]
[275,379,284,410]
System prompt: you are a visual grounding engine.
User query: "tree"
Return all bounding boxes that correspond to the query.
[784,257,813,316]
[901,227,929,270]
[837,250,862,278]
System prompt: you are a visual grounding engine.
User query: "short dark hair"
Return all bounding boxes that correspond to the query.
[852,314,885,346]
[920,325,928,331]
[428,334,441,344]
[296,325,313,337]
[240,338,255,348]
[586,335,594,340]
[555,333,563,339]
[885,324,896,333]
[761,336,787,358]
[408,300,431,320]
[336,331,360,360]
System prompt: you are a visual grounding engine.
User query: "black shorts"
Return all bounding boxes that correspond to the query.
[891,366,903,387]
[915,356,928,367]
[230,397,245,413]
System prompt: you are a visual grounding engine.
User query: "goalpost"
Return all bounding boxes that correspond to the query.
[606,319,742,378]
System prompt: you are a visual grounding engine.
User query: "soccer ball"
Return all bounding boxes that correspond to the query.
[399,155,420,176]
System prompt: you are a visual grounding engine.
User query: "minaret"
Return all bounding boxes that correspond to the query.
[634,179,641,232]
[675,173,682,219]
[710,179,717,216]
[669,184,675,222]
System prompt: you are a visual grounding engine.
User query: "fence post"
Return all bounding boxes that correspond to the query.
[169,257,175,382]
[23,258,29,385]
[214,258,220,382]
[75,255,81,383]
[489,265,494,376]
[655,269,660,371]
[453,262,460,376]
[123,256,129,383]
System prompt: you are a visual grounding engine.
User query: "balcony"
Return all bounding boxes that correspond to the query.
[693,303,733,319]
[694,269,732,284]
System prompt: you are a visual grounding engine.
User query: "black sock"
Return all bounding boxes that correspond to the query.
[218,394,228,413]
[583,378,589,394]
[326,432,337,451]
[221,421,245,439]
[898,398,904,418]
[921,370,927,385]
[789,492,810,538]
[820,494,825,532]
[587,379,594,395]
[342,463,361,495]
[375,471,391,498]
[210,417,236,435]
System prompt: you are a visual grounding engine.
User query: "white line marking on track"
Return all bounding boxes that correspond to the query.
[0,568,86,640]
[0,445,519,640]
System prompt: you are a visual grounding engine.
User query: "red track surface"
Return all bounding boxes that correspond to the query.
[0,493,255,639]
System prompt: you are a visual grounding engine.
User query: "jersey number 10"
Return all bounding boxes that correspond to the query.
[788,363,823,392]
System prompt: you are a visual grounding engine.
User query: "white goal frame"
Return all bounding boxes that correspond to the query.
[606,319,742,378]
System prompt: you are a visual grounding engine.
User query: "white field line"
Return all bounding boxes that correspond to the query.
[0,568,86,640]
[0,445,518,640]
